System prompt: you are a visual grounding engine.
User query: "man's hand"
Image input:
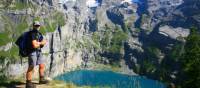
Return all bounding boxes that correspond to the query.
[40,40,47,45]
[32,40,47,49]
[32,40,41,48]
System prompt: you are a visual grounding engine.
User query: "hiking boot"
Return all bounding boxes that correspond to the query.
[39,77,49,84]
[26,80,36,88]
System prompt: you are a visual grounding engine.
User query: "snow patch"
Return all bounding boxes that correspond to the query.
[121,0,140,4]
[59,0,77,4]
[122,0,133,4]
[86,0,99,7]
[121,0,133,4]
[60,0,99,7]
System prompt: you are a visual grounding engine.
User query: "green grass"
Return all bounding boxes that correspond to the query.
[108,26,128,54]
[33,17,41,22]
[169,43,184,61]
[0,33,12,46]
[0,15,28,60]
[12,2,35,10]
[92,32,100,45]
[53,11,66,26]
[134,28,141,33]
[13,2,27,10]
[92,32,101,49]
[40,11,66,34]
[16,22,28,33]
[15,22,29,40]
[0,14,29,46]
[39,19,56,34]
[0,45,20,61]
[0,15,15,46]
[0,15,29,60]
[100,31,111,50]
[0,79,111,88]
[1,15,14,32]
[134,65,141,74]
[82,38,91,49]
[146,46,161,58]
[0,1,35,10]
[143,60,156,73]
[9,45,19,60]
[93,25,128,54]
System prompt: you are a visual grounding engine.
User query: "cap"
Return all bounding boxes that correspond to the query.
[33,21,41,26]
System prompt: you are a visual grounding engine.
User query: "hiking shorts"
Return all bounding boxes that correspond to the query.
[28,51,45,66]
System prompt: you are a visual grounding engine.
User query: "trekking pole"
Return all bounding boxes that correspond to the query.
[20,56,23,66]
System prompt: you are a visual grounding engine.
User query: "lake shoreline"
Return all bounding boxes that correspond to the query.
[78,61,138,76]
[54,70,166,88]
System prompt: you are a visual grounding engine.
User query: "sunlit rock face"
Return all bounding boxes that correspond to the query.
[147,0,183,14]
[143,0,200,32]
[144,0,184,29]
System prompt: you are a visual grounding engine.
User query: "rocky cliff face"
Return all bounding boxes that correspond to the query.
[140,0,184,30]
[142,0,200,30]
[0,0,199,85]
[0,0,137,79]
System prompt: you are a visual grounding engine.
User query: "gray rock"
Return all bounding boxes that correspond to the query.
[146,0,184,29]
[0,42,13,51]
[159,25,190,40]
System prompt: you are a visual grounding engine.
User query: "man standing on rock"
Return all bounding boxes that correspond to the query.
[26,21,49,88]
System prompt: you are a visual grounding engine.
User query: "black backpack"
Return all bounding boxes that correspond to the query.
[15,31,31,57]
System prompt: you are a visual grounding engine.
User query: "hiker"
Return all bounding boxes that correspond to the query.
[25,21,49,88]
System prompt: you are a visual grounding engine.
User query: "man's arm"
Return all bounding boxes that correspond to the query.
[32,40,46,49]
[32,40,41,48]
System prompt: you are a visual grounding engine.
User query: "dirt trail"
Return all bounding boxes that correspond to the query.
[1,80,80,88]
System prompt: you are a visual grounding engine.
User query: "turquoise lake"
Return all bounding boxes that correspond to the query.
[55,70,166,88]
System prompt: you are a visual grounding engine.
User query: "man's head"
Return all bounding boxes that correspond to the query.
[33,21,41,30]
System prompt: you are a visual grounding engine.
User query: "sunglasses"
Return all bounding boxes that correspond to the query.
[34,25,40,27]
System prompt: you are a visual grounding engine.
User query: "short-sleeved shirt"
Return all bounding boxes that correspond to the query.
[29,29,43,53]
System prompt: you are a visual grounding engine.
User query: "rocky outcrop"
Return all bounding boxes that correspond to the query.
[158,25,189,40]
[106,2,137,28]
[147,0,183,15]
[141,0,200,31]
[0,42,13,51]
[140,0,184,30]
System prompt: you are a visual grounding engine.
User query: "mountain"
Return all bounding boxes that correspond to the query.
[0,0,199,87]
